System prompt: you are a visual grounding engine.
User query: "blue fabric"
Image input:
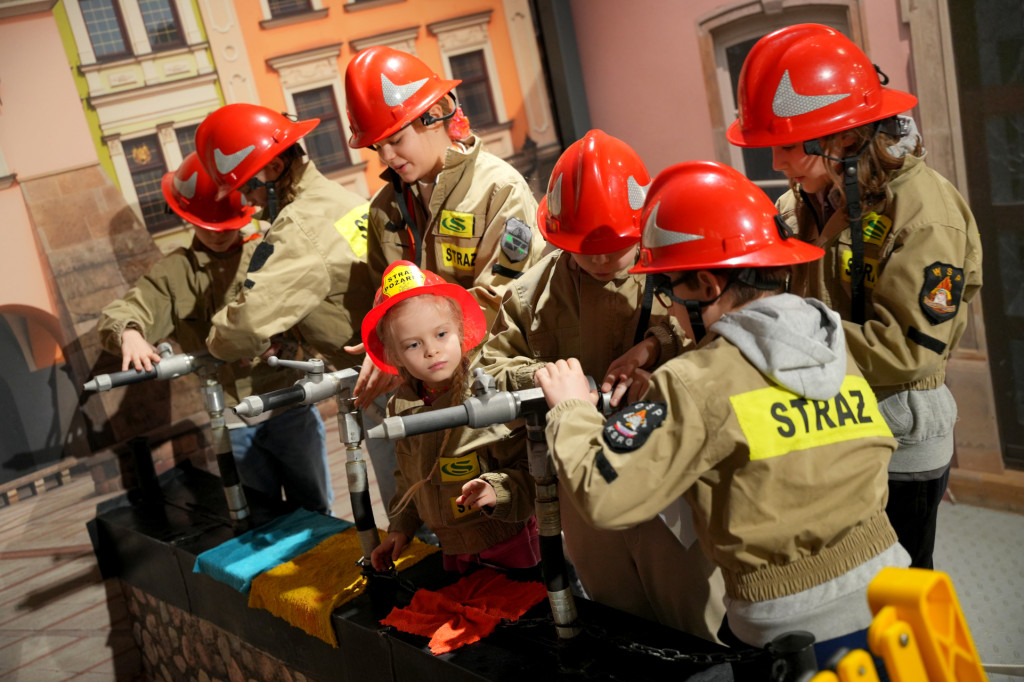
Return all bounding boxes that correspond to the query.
[229,404,333,513]
[193,508,353,593]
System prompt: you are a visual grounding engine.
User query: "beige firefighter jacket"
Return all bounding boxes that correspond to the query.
[366,136,544,326]
[476,250,684,390]
[96,237,304,408]
[207,161,374,369]
[779,155,983,392]
[386,382,536,556]
[545,336,897,602]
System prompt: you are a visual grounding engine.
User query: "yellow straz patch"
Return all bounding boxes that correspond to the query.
[861,212,892,247]
[439,210,475,237]
[334,203,370,258]
[439,452,480,482]
[728,376,892,460]
[441,243,478,271]
[450,497,481,519]
[841,250,880,289]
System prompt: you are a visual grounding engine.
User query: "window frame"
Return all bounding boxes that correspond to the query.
[267,43,368,196]
[697,2,861,201]
[268,0,313,19]
[138,0,186,52]
[123,133,179,234]
[80,0,132,63]
[448,49,498,129]
[291,86,352,173]
[428,11,508,128]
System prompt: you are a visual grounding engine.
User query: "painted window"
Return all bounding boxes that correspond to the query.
[125,135,178,233]
[139,0,184,50]
[269,0,312,17]
[175,124,198,159]
[293,87,351,172]
[701,4,853,201]
[80,0,130,61]
[449,50,496,128]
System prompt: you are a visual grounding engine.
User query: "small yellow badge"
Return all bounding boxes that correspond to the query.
[841,250,880,289]
[440,452,480,482]
[861,212,892,247]
[450,497,481,519]
[381,263,426,298]
[441,243,478,272]
[439,210,475,237]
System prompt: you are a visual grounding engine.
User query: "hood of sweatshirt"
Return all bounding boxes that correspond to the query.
[710,293,846,400]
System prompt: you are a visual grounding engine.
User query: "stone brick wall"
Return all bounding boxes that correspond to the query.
[19,165,211,494]
[121,582,311,682]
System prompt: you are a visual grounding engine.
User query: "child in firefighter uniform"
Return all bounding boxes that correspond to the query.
[97,153,334,513]
[727,24,983,569]
[345,46,545,328]
[342,46,546,508]
[364,261,538,574]
[476,130,724,641]
[535,161,909,668]
[195,103,374,369]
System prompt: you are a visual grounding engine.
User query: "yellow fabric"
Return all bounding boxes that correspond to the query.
[248,528,439,646]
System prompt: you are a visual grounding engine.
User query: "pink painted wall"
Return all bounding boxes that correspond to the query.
[568,0,913,177]
[0,14,96,177]
[0,13,94,318]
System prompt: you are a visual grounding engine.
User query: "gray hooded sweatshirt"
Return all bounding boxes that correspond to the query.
[709,293,909,644]
[711,293,847,401]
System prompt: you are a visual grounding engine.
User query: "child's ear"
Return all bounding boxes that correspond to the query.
[263,156,285,177]
[696,270,722,300]
[424,102,446,129]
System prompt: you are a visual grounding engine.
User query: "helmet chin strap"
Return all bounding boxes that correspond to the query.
[657,278,735,344]
[657,269,784,343]
[246,157,294,223]
[419,92,459,127]
[802,121,881,325]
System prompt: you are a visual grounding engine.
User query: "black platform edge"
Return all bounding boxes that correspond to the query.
[90,463,733,681]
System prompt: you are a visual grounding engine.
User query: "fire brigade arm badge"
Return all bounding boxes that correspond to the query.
[602,401,667,453]
[919,261,965,325]
[500,217,532,263]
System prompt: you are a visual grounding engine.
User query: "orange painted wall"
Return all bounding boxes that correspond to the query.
[234,0,526,196]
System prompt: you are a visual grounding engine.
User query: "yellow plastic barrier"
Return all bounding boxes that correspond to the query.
[811,568,988,681]
[867,567,987,682]
[810,648,883,681]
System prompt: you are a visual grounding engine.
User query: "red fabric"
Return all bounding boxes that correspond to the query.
[380,568,547,654]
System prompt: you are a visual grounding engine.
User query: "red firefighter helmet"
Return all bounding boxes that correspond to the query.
[726,23,918,148]
[537,129,651,255]
[345,46,461,149]
[194,103,319,199]
[630,161,824,274]
[361,261,486,375]
[161,153,255,232]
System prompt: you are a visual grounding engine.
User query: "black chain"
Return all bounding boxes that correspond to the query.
[586,623,768,667]
[505,616,769,667]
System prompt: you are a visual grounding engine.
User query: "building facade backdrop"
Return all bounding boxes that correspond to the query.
[0,0,1020,512]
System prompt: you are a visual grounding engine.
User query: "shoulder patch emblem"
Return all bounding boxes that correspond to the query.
[861,212,893,247]
[501,217,532,263]
[920,261,965,325]
[603,401,667,453]
[246,241,274,273]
